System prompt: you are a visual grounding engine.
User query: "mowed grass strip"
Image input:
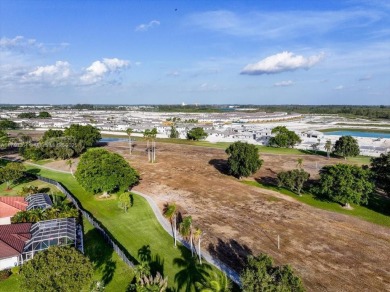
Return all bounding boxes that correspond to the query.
[23,165,211,291]
[243,181,390,227]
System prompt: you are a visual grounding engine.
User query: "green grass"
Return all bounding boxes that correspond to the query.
[83,219,134,291]
[22,165,216,291]
[335,123,390,128]
[0,179,56,196]
[242,181,390,227]
[0,272,20,292]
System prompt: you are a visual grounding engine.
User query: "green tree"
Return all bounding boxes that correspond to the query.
[20,246,93,292]
[186,127,208,141]
[0,130,9,148]
[18,112,37,119]
[240,254,304,292]
[163,202,177,246]
[296,158,303,169]
[17,132,32,143]
[75,148,139,194]
[269,126,301,148]
[333,136,359,159]
[196,270,231,292]
[135,272,168,292]
[277,169,310,195]
[0,162,25,189]
[225,142,263,179]
[38,111,52,118]
[0,119,18,130]
[119,192,131,212]
[64,124,101,147]
[316,164,374,208]
[179,216,194,255]
[370,153,390,195]
[170,125,180,138]
[324,140,332,159]
[41,129,64,141]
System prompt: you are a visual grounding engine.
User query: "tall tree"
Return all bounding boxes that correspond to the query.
[0,130,9,148]
[370,153,390,195]
[163,202,177,246]
[20,246,93,292]
[41,129,63,141]
[324,140,332,159]
[170,125,180,138]
[333,136,360,159]
[119,192,131,212]
[316,164,374,208]
[75,148,139,194]
[66,159,74,176]
[240,254,304,292]
[180,216,194,256]
[126,128,133,155]
[225,142,263,179]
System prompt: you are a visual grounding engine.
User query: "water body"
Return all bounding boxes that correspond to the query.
[324,131,390,139]
[99,137,128,142]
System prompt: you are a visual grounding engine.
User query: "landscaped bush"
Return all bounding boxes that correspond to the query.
[0,270,11,281]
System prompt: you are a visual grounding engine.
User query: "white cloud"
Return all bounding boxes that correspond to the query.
[186,9,381,39]
[24,61,71,85]
[80,58,129,85]
[274,80,294,87]
[135,20,160,32]
[334,85,344,90]
[241,51,324,75]
[0,35,68,53]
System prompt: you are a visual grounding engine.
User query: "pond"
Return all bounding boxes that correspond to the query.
[323,131,390,139]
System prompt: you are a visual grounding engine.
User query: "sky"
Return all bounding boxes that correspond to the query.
[0,0,389,105]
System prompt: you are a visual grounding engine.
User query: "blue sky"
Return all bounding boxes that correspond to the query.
[0,0,389,105]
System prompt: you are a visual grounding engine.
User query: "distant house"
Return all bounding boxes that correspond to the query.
[0,218,77,270]
[0,194,52,225]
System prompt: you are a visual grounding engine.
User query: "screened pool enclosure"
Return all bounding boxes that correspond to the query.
[25,193,53,211]
[18,218,76,264]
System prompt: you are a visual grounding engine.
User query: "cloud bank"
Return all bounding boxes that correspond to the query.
[241,51,324,75]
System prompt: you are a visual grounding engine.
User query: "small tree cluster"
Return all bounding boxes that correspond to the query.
[118,192,132,212]
[169,125,180,138]
[186,127,208,141]
[20,246,93,292]
[277,169,310,195]
[269,126,301,148]
[315,164,374,208]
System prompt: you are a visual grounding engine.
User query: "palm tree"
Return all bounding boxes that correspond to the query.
[193,227,203,264]
[126,128,133,155]
[163,203,177,246]
[180,216,193,256]
[66,159,74,176]
[324,140,332,159]
[195,271,231,292]
[134,261,151,283]
[296,158,303,169]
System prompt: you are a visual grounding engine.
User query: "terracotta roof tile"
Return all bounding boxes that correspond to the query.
[0,223,32,259]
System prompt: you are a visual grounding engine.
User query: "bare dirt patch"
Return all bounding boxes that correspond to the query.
[104,141,390,292]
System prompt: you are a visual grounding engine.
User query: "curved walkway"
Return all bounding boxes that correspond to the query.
[2,157,241,285]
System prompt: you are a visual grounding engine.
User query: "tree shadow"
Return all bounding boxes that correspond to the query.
[137,245,165,277]
[84,228,116,286]
[26,168,41,175]
[208,159,230,175]
[256,176,278,186]
[208,238,252,273]
[38,187,51,193]
[367,192,390,216]
[173,245,211,292]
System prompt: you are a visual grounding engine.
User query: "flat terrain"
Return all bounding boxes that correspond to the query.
[100,141,390,292]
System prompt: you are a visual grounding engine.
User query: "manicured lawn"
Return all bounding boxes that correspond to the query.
[0,273,20,292]
[243,181,390,227]
[0,179,56,196]
[83,219,133,291]
[319,127,390,134]
[23,165,215,291]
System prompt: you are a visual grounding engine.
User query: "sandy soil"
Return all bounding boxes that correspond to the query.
[103,141,390,292]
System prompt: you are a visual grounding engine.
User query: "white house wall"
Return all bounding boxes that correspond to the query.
[0,256,18,270]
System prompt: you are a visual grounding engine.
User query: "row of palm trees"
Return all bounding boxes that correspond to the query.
[163,202,204,264]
